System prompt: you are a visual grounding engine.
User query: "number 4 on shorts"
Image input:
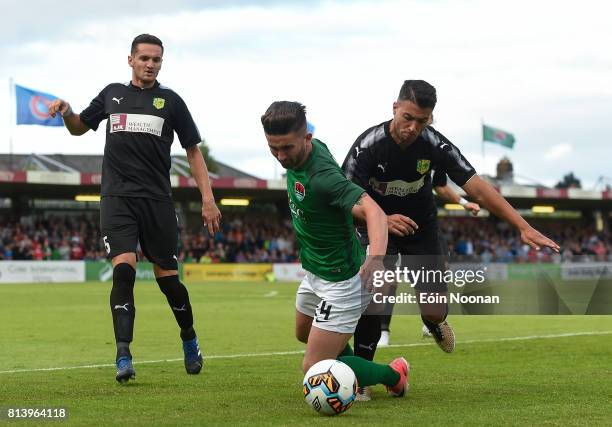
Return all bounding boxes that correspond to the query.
[318,301,332,320]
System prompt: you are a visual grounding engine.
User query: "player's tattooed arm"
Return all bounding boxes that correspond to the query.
[351,193,387,256]
[351,193,368,225]
[352,193,388,291]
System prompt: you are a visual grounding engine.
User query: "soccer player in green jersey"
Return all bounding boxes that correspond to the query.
[261,101,409,398]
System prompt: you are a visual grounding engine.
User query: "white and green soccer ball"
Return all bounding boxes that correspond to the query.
[302,359,357,416]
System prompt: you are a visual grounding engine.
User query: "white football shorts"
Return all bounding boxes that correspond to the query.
[296,271,372,334]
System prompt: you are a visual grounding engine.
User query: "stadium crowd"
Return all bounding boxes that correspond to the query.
[440,218,611,263]
[0,214,609,263]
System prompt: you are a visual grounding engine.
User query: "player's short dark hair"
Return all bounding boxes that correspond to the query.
[261,101,307,135]
[398,80,437,109]
[131,34,164,55]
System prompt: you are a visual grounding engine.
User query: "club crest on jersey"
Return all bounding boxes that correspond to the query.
[152,97,165,110]
[294,181,305,201]
[416,159,431,174]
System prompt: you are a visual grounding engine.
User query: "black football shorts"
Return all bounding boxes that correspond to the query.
[100,196,179,270]
[358,222,448,292]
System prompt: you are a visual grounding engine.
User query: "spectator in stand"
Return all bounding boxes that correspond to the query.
[70,243,84,260]
[58,240,71,260]
[0,214,609,264]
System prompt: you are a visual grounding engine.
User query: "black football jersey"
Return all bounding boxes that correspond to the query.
[342,121,475,232]
[80,81,201,202]
[431,168,448,187]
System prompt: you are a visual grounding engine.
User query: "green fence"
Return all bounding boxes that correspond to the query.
[85,262,183,282]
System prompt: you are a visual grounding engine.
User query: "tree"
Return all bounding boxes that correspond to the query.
[555,172,581,189]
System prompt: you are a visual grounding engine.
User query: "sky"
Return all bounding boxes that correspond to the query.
[1,0,611,188]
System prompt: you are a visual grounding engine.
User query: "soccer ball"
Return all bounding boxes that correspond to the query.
[303,359,357,416]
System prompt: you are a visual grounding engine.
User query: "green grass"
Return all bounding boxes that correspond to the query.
[1,281,611,426]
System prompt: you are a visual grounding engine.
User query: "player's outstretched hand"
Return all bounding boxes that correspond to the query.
[48,99,71,118]
[387,214,418,236]
[465,202,480,216]
[202,200,221,235]
[521,226,560,252]
[359,256,385,293]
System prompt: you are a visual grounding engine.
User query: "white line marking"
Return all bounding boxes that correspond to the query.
[263,291,279,298]
[0,331,609,375]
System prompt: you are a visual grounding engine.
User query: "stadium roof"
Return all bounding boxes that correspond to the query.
[0,153,259,180]
[0,153,610,209]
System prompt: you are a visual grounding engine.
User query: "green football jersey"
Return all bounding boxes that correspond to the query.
[286,139,366,282]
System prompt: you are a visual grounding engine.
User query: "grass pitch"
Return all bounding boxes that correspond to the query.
[1,280,611,426]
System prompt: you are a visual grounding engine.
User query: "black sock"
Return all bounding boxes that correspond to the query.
[380,313,393,331]
[180,326,196,342]
[353,315,381,361]
[381,285,397,331]
[110,263,136,348]
[337,343,354,358]
[116,341,131,360]
[421,303,449,330]
[156,275,195,340]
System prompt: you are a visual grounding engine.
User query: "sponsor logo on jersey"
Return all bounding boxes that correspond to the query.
[294,181,305,201]
[416,159,431,174]
[369,175,426,197]
[109,113,164,136]
[289,199,306,222]
[152,97,165,109]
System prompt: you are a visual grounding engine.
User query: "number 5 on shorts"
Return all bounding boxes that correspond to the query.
[103,236,111,254]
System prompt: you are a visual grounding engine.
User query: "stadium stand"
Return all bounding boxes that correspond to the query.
[1,212,609,263]
[0,154,610,264]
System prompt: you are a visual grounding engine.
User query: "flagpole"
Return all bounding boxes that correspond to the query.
[8,77,14,171]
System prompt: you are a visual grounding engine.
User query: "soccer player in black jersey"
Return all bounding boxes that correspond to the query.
[49,34,221,383]
[377,168,481,348]
[342,80,559,394]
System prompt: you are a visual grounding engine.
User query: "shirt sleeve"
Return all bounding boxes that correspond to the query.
[341,142,375,190]
[430,129,476,186]
[172,94,201,149]
[312,167,366,212]
[79,86,109,131]
[432,168,448,187]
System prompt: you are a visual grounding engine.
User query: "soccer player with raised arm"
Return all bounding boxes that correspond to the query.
[261,101,409,398]
[378,168,481,346]
[48,34,221,383]
[342,80,559,399]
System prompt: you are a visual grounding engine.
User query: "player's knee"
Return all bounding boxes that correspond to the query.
[113,263,136,287]
[296,329,309,344]
[156,275,187,297]
[295,321,311,343]
[112,253,136,269]
[302,357,315,374]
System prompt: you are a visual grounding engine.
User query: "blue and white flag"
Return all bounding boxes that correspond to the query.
[306,121,315,135]
[15,84,63,126]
